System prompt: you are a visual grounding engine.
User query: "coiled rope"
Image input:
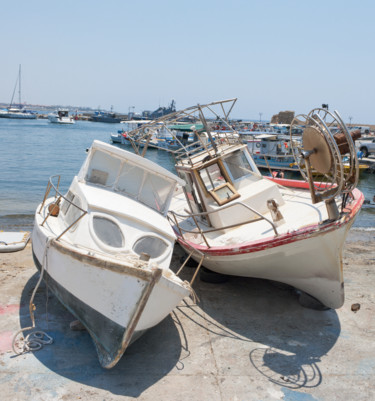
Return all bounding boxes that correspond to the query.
[12,239,54,355]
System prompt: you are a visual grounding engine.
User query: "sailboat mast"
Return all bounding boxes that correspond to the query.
[18,65,21,107]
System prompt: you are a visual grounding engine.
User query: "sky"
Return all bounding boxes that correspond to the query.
[1,0,374,123]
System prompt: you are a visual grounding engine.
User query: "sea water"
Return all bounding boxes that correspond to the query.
[0,118,374,231]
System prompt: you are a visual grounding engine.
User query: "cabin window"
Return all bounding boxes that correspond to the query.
[209,183,239,205]
[224,150,254,180]
[198,162,225,191]
[63,192,83,229]
[117,162,144,198]
[133,236,168,259]
[139,173,173,213]
[116,161,174,214]
[92,216,124,248]
[198,162,240,206]
[61,190,75,215]
[86,150,121,187]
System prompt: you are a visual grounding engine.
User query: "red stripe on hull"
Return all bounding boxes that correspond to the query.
[175,188,364,257]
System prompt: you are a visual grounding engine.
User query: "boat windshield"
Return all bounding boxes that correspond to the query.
[85,149,175,214]
[116,161,174,213]
[223,149,256,181]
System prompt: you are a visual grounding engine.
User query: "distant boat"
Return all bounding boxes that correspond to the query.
[90,107,122,123]
[247,134,301,172]
[48,109,75,124]
[148,100,176,119]
[0,65,37,120]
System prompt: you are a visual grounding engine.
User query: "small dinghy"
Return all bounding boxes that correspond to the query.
[0,231,30,253]
[32,140,191,368]
[125,99,364,310]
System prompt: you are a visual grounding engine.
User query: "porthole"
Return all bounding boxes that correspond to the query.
[133,236,168,259]
[92,216,124,248]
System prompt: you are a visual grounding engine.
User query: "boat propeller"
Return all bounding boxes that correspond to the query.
[290,108,360,219]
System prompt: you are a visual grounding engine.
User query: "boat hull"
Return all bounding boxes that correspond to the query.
[48,116,74,124]
[252,155,300,172]
[0,112,37,119]
[179,222,351,308]
[175,185,363,309]
[0,231,30,253]
[32,224,189,368]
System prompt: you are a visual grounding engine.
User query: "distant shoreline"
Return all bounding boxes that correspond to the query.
[1,102,374,130]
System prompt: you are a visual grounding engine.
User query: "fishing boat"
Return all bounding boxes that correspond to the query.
[90,106,122,123]
[0,65,37,120]
[119,122,188,152]
[48,109,75,124]
[31,140,191,368]
[126,99,363,310]
[246,133,301,172]
[110,130,125,143]
[110,121,150,145]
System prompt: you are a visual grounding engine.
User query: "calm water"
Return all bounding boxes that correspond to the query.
[0,118,374,231]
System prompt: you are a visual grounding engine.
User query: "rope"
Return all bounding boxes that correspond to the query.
[12,238,54,355]
[185,282,200,304]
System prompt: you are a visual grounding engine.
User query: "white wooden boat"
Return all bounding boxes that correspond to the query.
[48,109,75,124]
[32,140,191,368]
[0,231,30,253]
[126,100,364,310]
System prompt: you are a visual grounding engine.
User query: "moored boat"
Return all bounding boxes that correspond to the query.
[247,133,301,172]
[31,140,191,368]
[48,109,75,124]
[90,107,122,123]
[0,65,37,120]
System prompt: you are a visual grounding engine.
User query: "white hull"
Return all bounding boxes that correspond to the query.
[110,133,122,143]
[171,180,363,309]
[179,221,353,309]
[0,231,30,253]
[48,115,74,124]
[32,218,190,368]
[30,141,190,368]
[0,112,37,119]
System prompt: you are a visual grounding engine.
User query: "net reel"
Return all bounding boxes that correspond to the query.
[290,108,359,220]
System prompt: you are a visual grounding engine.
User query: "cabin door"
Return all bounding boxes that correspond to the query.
[178,170,207,223]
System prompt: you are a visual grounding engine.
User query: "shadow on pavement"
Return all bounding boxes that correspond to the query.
[18,273,183,397]
[178,270,341,390]
[18,262,341,395]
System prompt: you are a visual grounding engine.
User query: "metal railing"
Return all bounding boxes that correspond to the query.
[168,200,279,249]
[38,175,87,241]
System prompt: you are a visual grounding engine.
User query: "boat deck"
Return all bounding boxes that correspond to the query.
[171,185,331,248]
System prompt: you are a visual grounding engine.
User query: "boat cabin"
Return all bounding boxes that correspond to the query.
[57,109,69,118]
[248,134,293,156]
[52,141,184,267]
[77,141,183,216]
[175,144,285,229]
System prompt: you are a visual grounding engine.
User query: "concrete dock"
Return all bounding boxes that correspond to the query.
[0,230,374,401]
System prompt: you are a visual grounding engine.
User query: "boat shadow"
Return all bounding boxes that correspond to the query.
[18,273,185,397]
[18,263,341,395]
[177,265,342,390]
